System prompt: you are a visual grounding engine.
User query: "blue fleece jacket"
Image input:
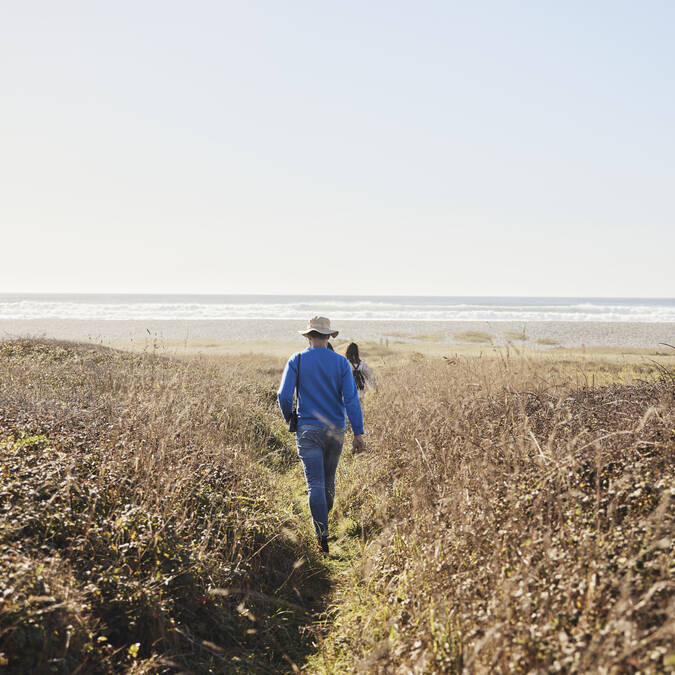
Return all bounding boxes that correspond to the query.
[277,347,364,435]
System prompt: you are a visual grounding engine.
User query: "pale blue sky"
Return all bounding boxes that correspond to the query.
[1,1,673,296]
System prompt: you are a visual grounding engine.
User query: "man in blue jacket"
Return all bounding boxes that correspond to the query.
[278,316,366,554]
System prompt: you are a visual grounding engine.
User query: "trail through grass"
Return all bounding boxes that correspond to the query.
[274,456,370,626]
[266,445,383,675]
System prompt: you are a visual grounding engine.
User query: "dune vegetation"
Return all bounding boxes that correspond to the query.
[0,339,673,673]
[452,331,494,344]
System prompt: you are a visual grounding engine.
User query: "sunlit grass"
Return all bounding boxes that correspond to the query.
[453,330,493,343]
[0,340,326,673]
[535,337,561,346]
[504,329,528,341]
[1,339,672,673]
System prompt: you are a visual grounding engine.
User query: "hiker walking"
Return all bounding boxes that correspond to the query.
[278,316,366,554]
[345,342,377,401]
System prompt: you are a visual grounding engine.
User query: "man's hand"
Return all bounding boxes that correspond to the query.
[352,434,366,454]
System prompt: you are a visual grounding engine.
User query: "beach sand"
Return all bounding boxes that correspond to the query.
[0,319,672,356]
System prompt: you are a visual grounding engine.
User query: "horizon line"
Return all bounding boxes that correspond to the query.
[1,292,674,301]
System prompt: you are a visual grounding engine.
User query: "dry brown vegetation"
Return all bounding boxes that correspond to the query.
[453,331,493,344]
[0,340,322,673]
[314,350,675,673]
[536,338,562,346]
[504,330,528,341]
[1,339,673,673]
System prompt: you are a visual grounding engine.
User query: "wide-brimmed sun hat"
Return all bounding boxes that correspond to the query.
[299,316,339,338]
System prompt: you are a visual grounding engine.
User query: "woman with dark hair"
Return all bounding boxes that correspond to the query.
[345,342,377,401]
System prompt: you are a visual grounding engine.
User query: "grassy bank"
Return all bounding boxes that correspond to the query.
[0,340,326,673]
[1,339,673,672]
[312,349,674,673]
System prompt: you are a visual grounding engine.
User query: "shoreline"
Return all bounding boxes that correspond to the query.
[0,319,672,352]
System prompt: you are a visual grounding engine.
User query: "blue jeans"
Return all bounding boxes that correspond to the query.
[296,425,345,538]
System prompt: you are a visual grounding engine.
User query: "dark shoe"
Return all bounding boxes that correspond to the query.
[318,535,329,555]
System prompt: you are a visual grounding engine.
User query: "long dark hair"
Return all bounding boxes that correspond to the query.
[345,342,360,367]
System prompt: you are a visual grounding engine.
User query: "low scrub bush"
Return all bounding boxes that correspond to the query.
[0,340,325,673]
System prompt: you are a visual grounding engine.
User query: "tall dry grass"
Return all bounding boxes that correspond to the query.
[0,340,322,673]
[1,339,672,673]
[314,351,674,672]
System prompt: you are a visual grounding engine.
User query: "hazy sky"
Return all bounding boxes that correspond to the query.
[2,1,673,296]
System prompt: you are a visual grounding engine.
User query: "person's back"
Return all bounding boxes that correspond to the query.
[345,341,377,400]
[279,347,361,430]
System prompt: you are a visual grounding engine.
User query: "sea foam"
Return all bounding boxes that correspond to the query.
[0,296,674,322]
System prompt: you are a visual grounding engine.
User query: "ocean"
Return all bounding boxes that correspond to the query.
[1,294,674,322]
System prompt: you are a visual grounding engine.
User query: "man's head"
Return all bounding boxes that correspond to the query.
[299,316,339,345]
[305,330,332,347]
